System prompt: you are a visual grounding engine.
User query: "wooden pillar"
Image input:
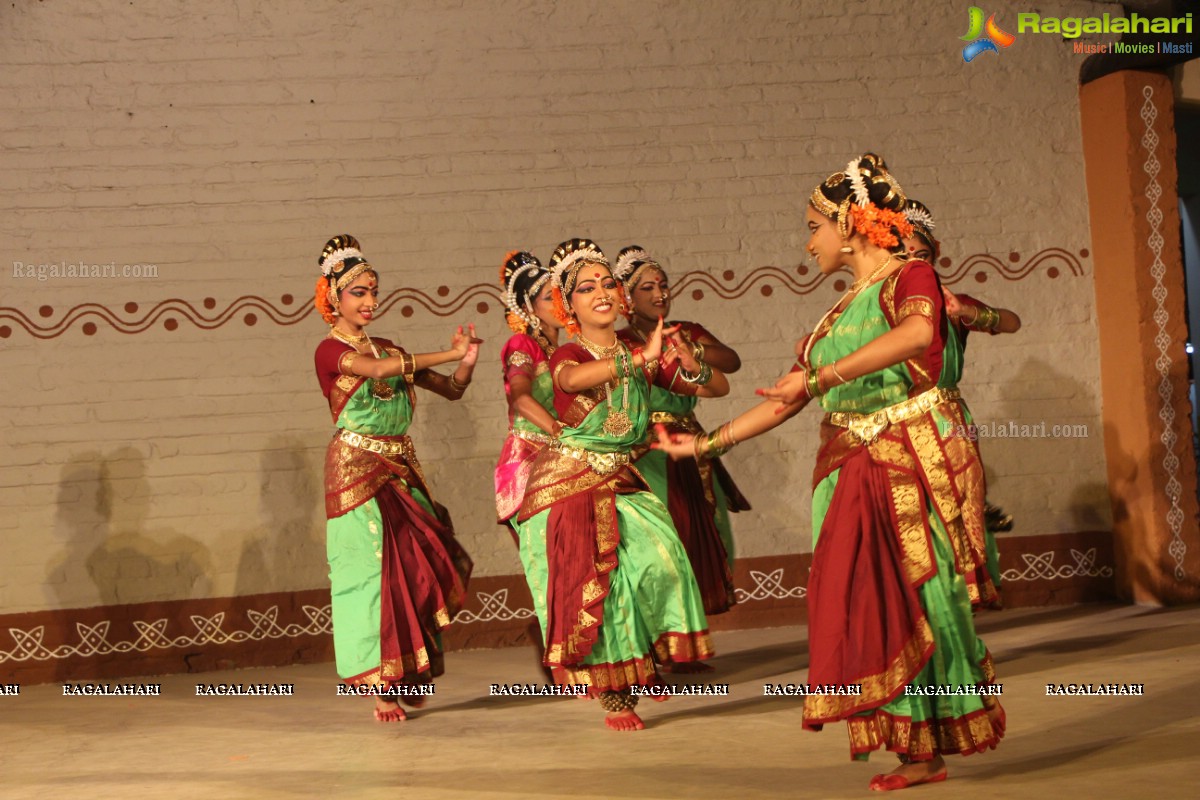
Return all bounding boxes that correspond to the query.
[1080,70,1200,604]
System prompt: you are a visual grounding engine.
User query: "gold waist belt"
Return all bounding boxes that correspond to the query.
[548,439,630,477]
[649,411,703,434]
[512,427,553,446]
[826,387,962,445]
[339,429,412,458]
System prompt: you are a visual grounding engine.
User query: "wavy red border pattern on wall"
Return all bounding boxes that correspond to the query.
[0,248,1088,339]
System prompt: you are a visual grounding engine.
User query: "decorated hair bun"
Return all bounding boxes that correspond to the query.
[614,245,664,285]
[319,234,361,268]
[500,250,550,333]
[811,154,913,250]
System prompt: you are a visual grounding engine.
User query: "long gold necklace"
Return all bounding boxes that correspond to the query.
[578,333,632,437]
[328,326,395,401]
[802,254,894,369]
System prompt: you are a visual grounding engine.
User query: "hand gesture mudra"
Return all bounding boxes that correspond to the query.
[642,316,683,364]
[449,324,482,360]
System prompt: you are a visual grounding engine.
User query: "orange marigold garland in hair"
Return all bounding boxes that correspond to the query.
[812,154,913,251]
[315,275,336,324]
[848,205,914,249]
[551,284,579,336]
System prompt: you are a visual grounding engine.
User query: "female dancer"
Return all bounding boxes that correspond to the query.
[904,199,1021,606]
[495,250,562,531]
[516,238,726,731]
[495,251,562,662]
[314,234,477,723]
[614,246,750,618]
[656,157,1004,789]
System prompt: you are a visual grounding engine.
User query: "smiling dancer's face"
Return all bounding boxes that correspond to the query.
[570,264,621,330]
[337,271,380,328]
[628,267,669,323]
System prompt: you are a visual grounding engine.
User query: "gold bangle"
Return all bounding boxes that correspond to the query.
[449,374,469,392]
[608,357,618,382]
[829,360,848,385]
[806,369,824,399]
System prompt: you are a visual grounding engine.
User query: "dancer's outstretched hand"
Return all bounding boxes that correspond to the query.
[651,424,697,461]
[449,324,483,360]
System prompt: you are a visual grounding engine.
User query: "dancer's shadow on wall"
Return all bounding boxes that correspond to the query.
[984,356,1111,533]
[45,448,212,679]
[1102,420,1200,603]
[233,435,322,600]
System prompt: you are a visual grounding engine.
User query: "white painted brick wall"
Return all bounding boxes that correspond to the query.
[0,0,1116,613]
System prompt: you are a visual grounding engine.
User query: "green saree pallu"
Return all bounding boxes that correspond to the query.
[617,322,750,616]
[799,262,1001,761]
[517,341,713,691]
[316,337,473,689]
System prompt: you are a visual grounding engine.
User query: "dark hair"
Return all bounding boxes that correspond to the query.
[903,199,939,260]
[615,245,666,285]
[548,238,607,295]
[318,234,374,290]
[813,153,906,213]
[501,250,548,305]
[811,153,911,251]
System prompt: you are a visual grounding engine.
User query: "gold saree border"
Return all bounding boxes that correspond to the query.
[803,617,935,725]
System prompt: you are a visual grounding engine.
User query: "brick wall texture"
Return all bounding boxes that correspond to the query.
[0,0,1115,613]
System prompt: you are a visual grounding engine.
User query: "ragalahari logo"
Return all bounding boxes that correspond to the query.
[960,7,1016,62]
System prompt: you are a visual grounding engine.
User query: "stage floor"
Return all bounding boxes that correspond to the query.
[3,602,1197,799]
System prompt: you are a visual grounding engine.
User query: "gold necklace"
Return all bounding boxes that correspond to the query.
[802,254,895,368]
[577,333,621,358]
[329,326,369,347]
[846,253,894,294]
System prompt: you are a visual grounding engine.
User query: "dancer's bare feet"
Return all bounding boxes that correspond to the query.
[373,698,408,722]
[869,755,946,791]
[604,710,645,731]
[663,661,713,674]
